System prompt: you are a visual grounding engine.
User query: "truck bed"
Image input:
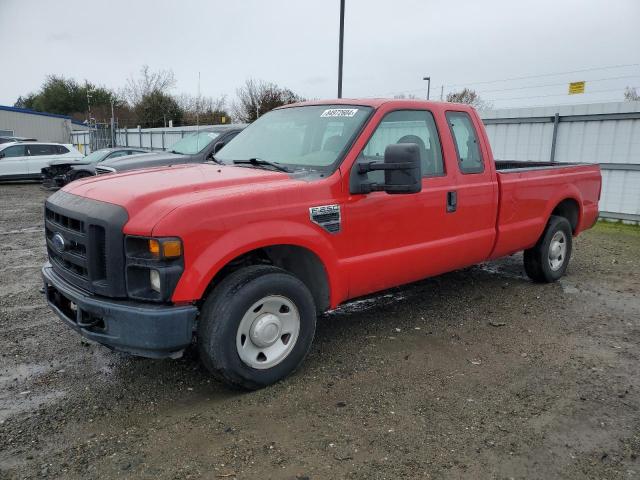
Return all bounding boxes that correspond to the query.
[495,160,586,172]
[489,162,601,259]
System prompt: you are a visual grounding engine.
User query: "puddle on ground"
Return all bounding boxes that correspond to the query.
[0,363,65,422]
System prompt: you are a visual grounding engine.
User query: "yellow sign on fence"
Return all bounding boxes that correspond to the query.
[569,81,586,95]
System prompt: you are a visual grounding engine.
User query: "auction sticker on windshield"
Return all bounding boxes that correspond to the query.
[320,108,358,118]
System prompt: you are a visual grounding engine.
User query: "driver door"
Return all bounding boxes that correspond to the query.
[342,109,458,297]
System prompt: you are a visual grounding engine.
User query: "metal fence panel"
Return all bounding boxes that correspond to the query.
[481,101,640,222]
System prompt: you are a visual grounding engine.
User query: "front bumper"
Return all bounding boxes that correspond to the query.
[41,174,66,190]
[42,263,198,358]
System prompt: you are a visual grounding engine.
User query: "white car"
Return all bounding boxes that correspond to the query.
[0,142,83,181]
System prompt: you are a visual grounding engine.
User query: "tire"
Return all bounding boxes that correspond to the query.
[524,215,573,283]
[197,265,316,390]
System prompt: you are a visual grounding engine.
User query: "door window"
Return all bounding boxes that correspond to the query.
[56,145,70,154]
[1,145,26,158]
[358,110,444,183]
[107,150,130,159]
[28,144,57,156]
[446,112,484,174]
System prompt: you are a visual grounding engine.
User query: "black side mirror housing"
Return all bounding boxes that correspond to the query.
[350,143,422,195]
[213,141,226,154]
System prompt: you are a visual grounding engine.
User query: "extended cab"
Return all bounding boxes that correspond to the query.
[42,99,601,389]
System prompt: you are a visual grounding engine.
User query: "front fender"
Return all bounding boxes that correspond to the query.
[171,220,345,306]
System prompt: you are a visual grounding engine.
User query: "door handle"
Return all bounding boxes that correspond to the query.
[447,191,457,213]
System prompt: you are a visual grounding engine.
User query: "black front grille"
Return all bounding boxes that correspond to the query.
[45,190,128,298]
[45,210,90,281]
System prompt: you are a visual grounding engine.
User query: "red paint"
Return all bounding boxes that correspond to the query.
[63,99,602,308]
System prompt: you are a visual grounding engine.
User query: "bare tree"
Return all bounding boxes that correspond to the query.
[446,88,490,109]
[177,93,230,125]
[624,86,640,101]
[232,79,304,123]
[122,65,176,106]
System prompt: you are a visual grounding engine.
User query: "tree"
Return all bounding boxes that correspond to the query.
[13,75,116,119]
[232,79,304,123]
[122,65,176,106]
[623,86,640,102]
[446,88,490,109]
[134,90,183,128]
[177,94,230,125]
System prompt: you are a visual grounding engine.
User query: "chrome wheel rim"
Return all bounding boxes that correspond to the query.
[548,231,567,271]
[236,295,300,369]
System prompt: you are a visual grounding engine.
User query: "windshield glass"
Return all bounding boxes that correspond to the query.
[216,105,372,171]
[83,149,111,164]
[170,131,220,155]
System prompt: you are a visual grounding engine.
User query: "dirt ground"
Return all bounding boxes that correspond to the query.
[0,183,638,480]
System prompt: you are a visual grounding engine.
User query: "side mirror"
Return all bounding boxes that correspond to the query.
[212,141,226,154]
[0,152,4,159]
[350,143,422,195]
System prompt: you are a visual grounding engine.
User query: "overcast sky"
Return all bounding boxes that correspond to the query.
[1,0,639,110]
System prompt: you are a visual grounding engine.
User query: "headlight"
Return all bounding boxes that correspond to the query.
[149,269,161,292]
[125,236,184,302]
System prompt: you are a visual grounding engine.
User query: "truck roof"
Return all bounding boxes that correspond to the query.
[281,98,468,110]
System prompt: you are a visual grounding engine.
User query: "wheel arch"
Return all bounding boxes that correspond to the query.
[549,197,581,234]
[200,244,332,314]
[171,222,344,312]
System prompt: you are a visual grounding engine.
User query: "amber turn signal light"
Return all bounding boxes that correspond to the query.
[162,240,182,258]
[148,239,160,256]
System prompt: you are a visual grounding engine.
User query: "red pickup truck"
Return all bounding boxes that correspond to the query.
[42,99,601,389]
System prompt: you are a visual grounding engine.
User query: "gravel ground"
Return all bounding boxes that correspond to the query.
[0,183,638,480]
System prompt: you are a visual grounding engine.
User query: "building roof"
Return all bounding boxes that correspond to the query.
[0,104,87,126]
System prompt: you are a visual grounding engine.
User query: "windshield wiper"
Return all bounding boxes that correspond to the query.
[206,154,224,165]
[233,158,290,172]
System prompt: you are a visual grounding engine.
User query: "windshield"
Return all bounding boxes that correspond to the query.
[216,105,372,171]
[170,131,220,155]
[82,149,111,163]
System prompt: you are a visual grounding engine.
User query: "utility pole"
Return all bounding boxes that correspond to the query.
[110,98,115,147]
[423,76,431,100]
[337,0,345,98]
[440,85,444,101]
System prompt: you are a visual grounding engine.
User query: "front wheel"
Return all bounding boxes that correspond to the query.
[197,265,316,390]
[524,215,573,283]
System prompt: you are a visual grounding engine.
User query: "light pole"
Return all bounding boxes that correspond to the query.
[423,76,431,100]
[337,0,345,98]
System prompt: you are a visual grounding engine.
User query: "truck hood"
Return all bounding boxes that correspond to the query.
[63,163,291,234]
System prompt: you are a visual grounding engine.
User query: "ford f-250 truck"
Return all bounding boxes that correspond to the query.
[42,99,601,389]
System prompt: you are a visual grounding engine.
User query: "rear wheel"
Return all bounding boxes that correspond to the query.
[197,265,316,390]
[524,215,573,283]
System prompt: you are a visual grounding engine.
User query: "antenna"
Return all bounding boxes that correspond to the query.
[196,71,201,150]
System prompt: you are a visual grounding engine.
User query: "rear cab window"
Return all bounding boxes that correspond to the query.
[446,111,484,174]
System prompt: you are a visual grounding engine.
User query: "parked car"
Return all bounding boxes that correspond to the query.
[94,126,245,175]
[0,136,37,144]
[41,147,148,189]
[0,142,82,181]
[42,99,601,389]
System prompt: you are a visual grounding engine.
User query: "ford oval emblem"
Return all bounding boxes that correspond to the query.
[52,232,66,252]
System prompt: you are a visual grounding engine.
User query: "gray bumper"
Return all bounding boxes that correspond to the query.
[42,263,198,358]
